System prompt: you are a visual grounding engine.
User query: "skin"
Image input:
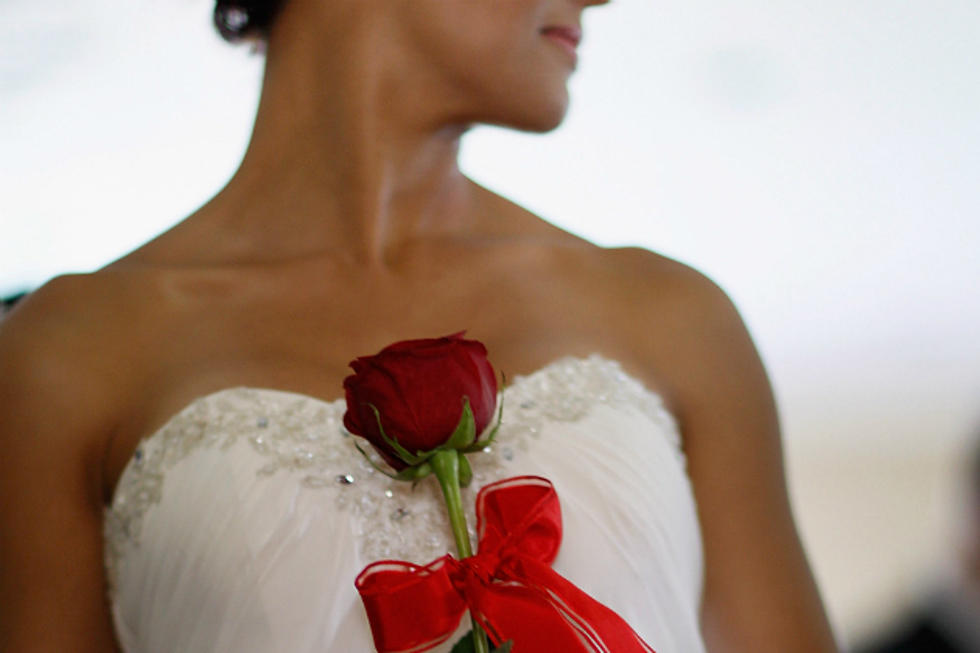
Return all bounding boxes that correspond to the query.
[0,0,838,650]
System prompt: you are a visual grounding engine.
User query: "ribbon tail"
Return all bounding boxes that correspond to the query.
[519,557,657,653]
[461,557,656,653]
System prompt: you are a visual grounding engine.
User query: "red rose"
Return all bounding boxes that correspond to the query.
[342,332,499,470]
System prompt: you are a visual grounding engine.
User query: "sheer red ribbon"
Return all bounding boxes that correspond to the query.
[355,475,657,653]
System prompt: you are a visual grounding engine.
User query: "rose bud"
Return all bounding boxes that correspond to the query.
[342,332,499,470]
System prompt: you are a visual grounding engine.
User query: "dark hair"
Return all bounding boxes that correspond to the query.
[213,0,284,43]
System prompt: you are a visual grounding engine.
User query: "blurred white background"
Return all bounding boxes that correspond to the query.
[2,0,979,647]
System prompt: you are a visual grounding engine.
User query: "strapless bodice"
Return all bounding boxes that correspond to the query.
[104,355,706,652]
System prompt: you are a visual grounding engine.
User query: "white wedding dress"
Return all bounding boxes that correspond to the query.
[104,355,707,652]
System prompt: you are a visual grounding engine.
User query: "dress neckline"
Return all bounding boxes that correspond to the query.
[109,354,674,506]
[145,353,662,438]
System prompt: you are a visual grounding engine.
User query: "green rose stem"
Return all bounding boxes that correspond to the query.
[429,449,490,653]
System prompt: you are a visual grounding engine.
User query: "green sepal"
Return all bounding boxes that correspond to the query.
[393,461,432,482]
[461,378,506,453]
[352,441,400,480]
[368,404,429,466]
[444,397,477,450]
[458,451,473,488]
[354,439,433,484]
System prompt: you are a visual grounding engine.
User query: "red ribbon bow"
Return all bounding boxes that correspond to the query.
[355,476,657,653]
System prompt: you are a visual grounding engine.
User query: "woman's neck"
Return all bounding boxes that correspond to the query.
[212,9,483,267]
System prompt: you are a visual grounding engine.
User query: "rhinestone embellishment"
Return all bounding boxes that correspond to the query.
[391,508,411,521]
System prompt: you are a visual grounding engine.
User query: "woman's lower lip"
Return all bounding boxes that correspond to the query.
[543,33,578,65]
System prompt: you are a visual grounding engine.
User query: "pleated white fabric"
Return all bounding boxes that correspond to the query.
[104,355,706,652]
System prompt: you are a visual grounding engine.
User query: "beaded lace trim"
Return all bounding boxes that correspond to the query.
[103,354,683,597]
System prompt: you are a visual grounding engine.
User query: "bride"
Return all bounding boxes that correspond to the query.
[0,0,837,651]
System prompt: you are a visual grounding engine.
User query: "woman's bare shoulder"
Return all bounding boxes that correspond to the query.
[544,244,739,337]
[0,273,130,650]
[0,270,156,450]
[597,245,729,298]
[1,269,152,359]
[2,273,115,378]
[537,244,748,408]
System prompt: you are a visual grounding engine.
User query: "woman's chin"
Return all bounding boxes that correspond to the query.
[492,93,571,134]
[517,109,569,134]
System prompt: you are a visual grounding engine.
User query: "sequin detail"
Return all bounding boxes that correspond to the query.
[102,355,682,598]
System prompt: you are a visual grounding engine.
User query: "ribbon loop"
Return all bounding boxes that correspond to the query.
[355,475,657,653]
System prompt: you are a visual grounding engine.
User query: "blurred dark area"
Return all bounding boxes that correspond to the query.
[1,291,28,318]
[854,611,979,653]
[853,428,980,653]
